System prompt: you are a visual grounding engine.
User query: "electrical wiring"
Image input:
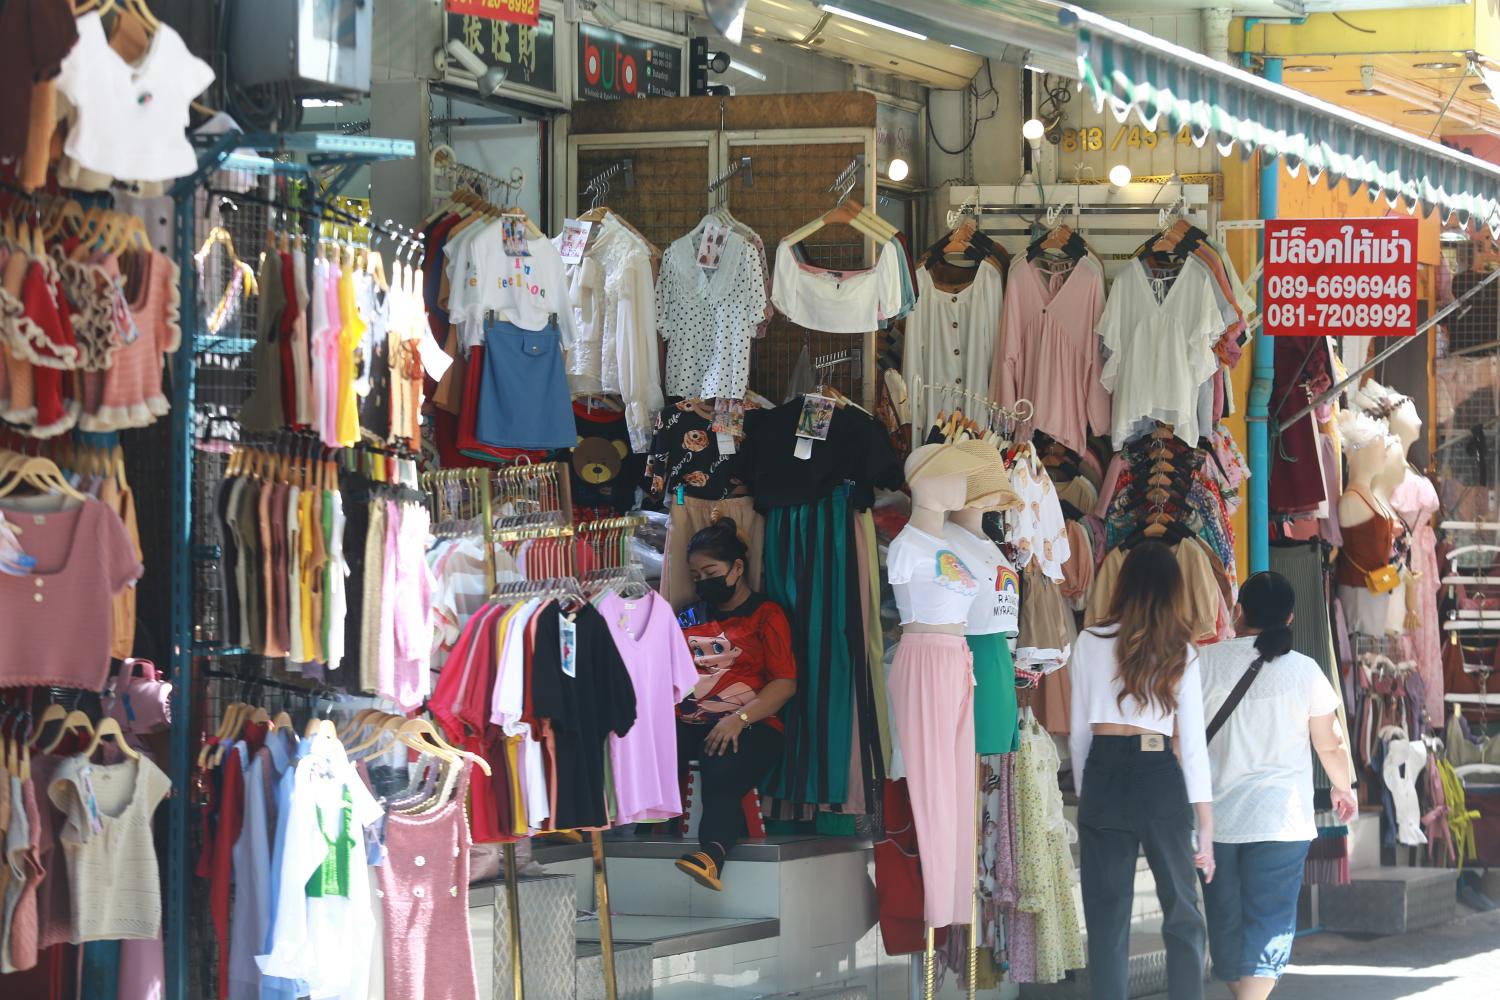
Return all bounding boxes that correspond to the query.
[1333,13,1377,35]
[927,60,1000,158]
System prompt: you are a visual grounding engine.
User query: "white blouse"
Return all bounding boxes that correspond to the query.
[887,525,981,626]
[1097,256,1223,448]
[771,241,905,334]
[562,217,662,452]
[657,229,768,401]
[1068,626,1212,804]
[902,262,1004,434]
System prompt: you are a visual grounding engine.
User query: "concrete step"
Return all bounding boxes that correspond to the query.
[1319,865,1458,935]
[1018,927,1179,1000]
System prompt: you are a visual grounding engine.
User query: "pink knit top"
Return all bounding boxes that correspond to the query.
[0,496,141,689]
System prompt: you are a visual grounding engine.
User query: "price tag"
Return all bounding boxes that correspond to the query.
[557,219,592,264]
[80,766,105,835]
[1261,219,1418,337]
[697,222,731,269]
[559,614,577,678]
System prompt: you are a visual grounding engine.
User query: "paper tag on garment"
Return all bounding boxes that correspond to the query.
[559,614,578,678]
[796,394,836,442]
[717,432,736,455]
[80,766,105,835]
[0,514,34,576]
[557,219,592,264]
[697,222,731,269]
[502,215,531,257]
[793,438,815,461]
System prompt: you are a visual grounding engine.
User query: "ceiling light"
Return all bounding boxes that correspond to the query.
[1108,163,1132,187]
[301,98,344,108]
[442,39,509,97]
[752,25,765,34]
[1363,68,1500,136]
[1404,108,1439,116]
[1021,118,1046,142]
[1283,64,1330,73]
[1471,82,1491,94]
[1415,61,1462,70]
[728,60,766,81]
[748,44,762,54]
[1345,88,1382,97]
[887,157,909,182]
[1441,228,1470,243]
[817,5,927,41]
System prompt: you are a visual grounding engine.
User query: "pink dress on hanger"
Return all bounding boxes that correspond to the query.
[1393,467,1442,724]
[379,764,479,1000]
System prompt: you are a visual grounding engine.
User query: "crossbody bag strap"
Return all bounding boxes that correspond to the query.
[1206,655,1267,743]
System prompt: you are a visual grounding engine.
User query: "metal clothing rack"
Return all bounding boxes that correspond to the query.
[164,129,414,1000]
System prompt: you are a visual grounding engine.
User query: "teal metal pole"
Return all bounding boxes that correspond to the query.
[1246,55,1283,575]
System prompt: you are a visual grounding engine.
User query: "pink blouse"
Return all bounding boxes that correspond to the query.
[0,497,141,689]
[993,258,1110,456]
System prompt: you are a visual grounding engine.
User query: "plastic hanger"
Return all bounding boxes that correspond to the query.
[84,717,141,761]
[40,710,94,755]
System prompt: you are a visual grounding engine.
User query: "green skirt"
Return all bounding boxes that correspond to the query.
[968,632,1018,755]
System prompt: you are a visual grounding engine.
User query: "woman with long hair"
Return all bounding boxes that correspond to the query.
[1070,540,1212,1000]
[1198,571,1355,1000]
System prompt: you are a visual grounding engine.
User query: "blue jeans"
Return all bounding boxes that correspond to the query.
[1201,840,1310,981]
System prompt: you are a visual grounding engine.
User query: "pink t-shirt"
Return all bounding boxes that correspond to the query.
[598,591,699,825]
[0,496,142,689]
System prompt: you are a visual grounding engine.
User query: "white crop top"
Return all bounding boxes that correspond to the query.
[1068,627,1212,804]
[944,523,1020,636]
[888,524,980,626]
[771,241,905,334]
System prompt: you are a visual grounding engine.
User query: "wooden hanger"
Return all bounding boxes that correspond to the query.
[40,710,94,755]
[0,452,87,500]
[84,716,141,761]
[783,197,893,247]
[29,704,68,747]
[396,718,493,776]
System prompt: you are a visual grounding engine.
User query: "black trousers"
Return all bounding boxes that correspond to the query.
[1078,736,1206,1000]
[677,720,784,866]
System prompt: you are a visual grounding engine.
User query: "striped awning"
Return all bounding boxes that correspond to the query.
[1066,8,1500,233]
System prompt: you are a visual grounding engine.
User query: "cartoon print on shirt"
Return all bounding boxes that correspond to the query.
[681,630,756,721]
[934,550,977,593]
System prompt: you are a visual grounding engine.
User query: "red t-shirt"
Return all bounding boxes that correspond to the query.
[677,594,796,731]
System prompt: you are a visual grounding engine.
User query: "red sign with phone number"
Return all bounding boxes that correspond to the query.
[1261,218,1418,337]
[446,0,538,28]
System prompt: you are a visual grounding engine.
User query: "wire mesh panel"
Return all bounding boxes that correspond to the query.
[729,141,866,402]
[576,145,710,251]
[1436,244,1500,523]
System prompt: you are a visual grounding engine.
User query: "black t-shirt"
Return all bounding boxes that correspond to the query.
[528,602,637,830]
[738,398,904,511]
[642,399,753,502]
[570,401,647,515]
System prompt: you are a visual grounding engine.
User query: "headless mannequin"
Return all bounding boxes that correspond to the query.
[898,473,971,637]
[1338,437,1403,635]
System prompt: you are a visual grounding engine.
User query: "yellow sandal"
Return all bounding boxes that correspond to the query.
[674,851,723,892]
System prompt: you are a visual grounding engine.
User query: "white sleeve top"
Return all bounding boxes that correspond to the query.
[887,525,982,626]
[446,226,579,349]
[771,240,905,334]
[1068,626,1212,804]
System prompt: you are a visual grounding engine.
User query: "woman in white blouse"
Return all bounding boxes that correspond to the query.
[1198,571,1355,1000]
[1070,540,1213,1000]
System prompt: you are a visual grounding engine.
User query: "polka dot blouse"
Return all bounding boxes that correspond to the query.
[655,229,768,401]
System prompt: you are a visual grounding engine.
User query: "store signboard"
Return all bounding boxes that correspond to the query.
[576,23,682,101]
[446,12,557,95]
[446,0,539,28]
[1262,219,1418,337]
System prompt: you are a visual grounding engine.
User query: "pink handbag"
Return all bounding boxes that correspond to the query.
[106,658,173,734]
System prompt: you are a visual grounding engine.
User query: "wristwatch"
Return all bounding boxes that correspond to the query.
[736,711,751,725]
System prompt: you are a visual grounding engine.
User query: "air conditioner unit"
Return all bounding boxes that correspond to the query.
[228,0,373,97]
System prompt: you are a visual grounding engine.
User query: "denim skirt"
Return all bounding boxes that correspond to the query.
[476,319,575,450]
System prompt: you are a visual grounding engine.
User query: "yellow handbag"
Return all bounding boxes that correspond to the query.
[1346,553,1401,595]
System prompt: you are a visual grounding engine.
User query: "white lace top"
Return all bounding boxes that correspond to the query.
[49,754,171,942]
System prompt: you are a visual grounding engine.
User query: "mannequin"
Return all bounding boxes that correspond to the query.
[1357,381,1442,719]
[887,443,988,935]
[948,504,1021,755]
[1336,410,1404,636]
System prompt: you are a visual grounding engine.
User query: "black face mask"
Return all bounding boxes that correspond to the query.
[695,573,737,607]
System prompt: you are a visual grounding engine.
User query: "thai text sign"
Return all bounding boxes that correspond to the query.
[446,0,539,29]
[1262,219,1418,337]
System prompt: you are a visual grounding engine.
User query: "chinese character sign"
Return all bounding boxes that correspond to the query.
[445,13,556,93]
[446,0,539,29]
[1262,219,1418,337]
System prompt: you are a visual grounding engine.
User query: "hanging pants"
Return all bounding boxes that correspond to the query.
[1078,735,1206,1000]
[888,632,975,929]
